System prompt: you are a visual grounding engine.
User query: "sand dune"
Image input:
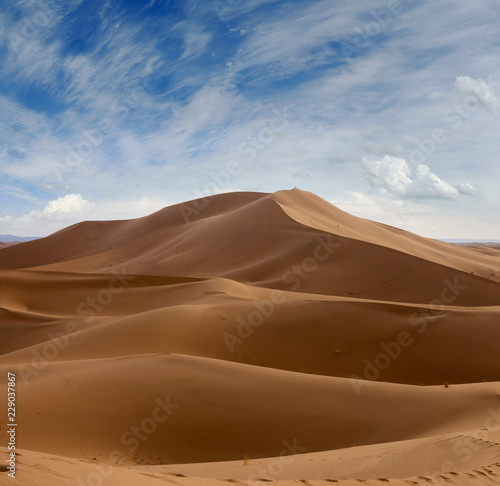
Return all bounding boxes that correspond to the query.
[1,191,499,304]
[2,436,500,486]
[1,189,499,484]
[2,354,500,463]
[1,273,499,385]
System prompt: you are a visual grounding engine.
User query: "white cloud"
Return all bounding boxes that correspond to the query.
[455,76,500,117]
[362,156,413,196]
[411,164,460,199]
[37,194,94,219]
[362,156,479,200]
[0,194,93,236]
[455,182,482,197]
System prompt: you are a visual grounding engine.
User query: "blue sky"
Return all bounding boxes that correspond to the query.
[0,0,499,238]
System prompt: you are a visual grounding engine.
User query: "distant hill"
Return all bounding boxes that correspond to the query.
[0,235,39,249]
[443,238,500,244]
[0,242,17,249]
[454,242,500,253]
[0,234,40,242]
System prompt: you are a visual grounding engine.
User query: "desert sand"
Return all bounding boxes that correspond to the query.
[0,189,499,485]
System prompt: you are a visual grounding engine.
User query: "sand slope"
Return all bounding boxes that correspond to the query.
[2,355,500,463]
[1,272,499,385]
[1,189,499,484]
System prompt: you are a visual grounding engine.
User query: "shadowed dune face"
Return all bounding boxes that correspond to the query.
[1,189,500,485]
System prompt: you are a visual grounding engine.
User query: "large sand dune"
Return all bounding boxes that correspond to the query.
[1,189,499,484]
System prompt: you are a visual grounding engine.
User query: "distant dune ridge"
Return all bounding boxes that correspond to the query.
[1,189,500,486]
[0,235,39,250]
